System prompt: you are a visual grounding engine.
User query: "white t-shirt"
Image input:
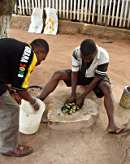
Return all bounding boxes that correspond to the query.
[72,46,109,78]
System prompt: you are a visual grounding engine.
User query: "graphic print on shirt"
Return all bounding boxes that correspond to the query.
[18,46,31,78]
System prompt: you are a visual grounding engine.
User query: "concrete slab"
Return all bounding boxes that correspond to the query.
[47,87,99,131]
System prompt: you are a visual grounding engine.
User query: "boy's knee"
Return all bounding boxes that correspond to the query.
[52,71,64,80]
[99,81,111,95]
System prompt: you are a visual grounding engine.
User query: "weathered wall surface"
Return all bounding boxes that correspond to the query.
[11,15,130,40]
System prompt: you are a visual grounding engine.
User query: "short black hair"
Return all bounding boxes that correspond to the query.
[30,38,49,54]
[80,39,97,56]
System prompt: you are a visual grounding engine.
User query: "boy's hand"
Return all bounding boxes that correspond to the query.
[32,102,39,111]
[76,95,86,108]
[12,92,21,104]
[66,96,76,104]
[30,99,40,111]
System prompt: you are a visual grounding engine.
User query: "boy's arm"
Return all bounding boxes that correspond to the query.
[67,49,80,103]
[81,76,101,98]
[76,77,101,108]
[69,71,78,102]
[76,76,101,108]
[17,89,39,111]
[76,63,109,107]
[80,62,109,99]
[17,89,35,104]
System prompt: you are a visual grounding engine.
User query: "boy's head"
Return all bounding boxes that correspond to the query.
[30,39,49,65]
[80,39,97,63]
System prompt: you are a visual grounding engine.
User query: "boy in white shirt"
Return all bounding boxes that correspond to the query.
[39,39,123,134]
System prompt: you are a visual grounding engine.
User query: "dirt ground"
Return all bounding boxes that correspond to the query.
[0,29,130,164]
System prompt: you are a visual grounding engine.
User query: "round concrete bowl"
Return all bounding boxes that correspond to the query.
[47,87,99,131]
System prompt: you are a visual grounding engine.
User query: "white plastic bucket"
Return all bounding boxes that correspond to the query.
[19,98,45,134]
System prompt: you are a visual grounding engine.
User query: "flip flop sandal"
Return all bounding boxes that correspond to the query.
[2,144,33,157]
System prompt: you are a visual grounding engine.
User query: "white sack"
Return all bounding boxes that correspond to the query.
[28,8,43,33]
[44,8,58,35]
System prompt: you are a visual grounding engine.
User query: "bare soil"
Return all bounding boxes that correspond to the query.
[0,29,130,164]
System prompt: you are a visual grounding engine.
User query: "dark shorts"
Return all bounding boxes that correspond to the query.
[63,69,110,98]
